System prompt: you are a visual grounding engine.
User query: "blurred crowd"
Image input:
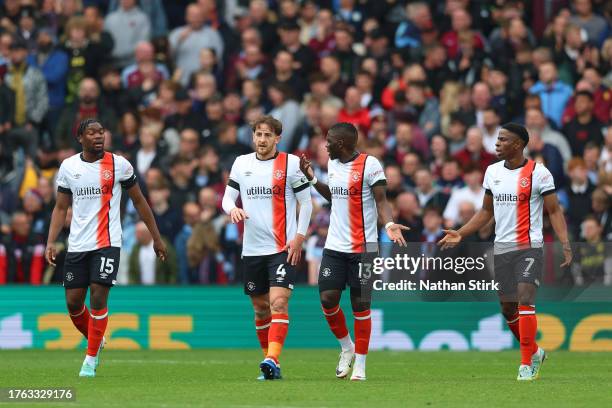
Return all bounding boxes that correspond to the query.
[0,0,610,286]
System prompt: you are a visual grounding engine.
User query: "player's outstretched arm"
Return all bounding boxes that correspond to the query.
[299,154,331,202]
[372,185,410,247]
[127,183,168,261]
[45,191,71,266]
[544,193,572,267]
[439,193,494,249]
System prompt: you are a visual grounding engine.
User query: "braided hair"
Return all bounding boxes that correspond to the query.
[76,118,101,140]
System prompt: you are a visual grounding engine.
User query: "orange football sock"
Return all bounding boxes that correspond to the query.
[266,313,289,364]
[506,311,520,341]
[87,308,108,357]
[353,310,371,355]
[255,316,271,356]
[322,305,349,339]
[518,305,538,365]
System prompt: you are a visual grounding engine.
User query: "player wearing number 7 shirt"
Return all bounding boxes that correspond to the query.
[45,119,167,378]
[299,122,409,381]
[221,116,313,380]
[439,123,572,381]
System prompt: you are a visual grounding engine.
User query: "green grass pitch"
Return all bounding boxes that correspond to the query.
[1,349,611,407]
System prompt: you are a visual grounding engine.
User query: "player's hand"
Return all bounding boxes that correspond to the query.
[386,223,410,247]
[283,234,305,266]
[154,239,167,262]
[45,244,57,267]
[230,208,248,224]
[299,155,314,180]
[560,243,572,268]
[438,229,462,250]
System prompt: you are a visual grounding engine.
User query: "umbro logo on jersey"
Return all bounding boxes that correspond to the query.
[520,177,530,188]
[73,174,81,179]
[493,179,500,185]
[244,171,252,176]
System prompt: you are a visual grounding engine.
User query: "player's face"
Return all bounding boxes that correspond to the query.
[495,128,522,160]
[252,124,280,157]
[325,133,343,160]
[80,122,106,154]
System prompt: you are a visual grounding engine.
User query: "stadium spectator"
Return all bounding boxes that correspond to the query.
[104,0,151,68]
[128,221,177,284]
[527,128,566,188]
[569,0,608,45]
[108,0,168,39]
[394,2,432,50]
[0,211,45,284]
[566,158,596,239]
[148,176,182,243]
[4,36,48,159]
[591,188,612,242]
[572,216,612,286]
[276,19,315,76]
[174,202,201,284]
[561,90,605,157]
[443,165,484,228]
[55,78,116,150]
[413,167,450,210]
[169,3,223,86]
[529,61,573,128]
[267,82,303,152]
[525,107,572,165]
[482,107,503,155]
[453,126,497,174]
[121,41,169,89]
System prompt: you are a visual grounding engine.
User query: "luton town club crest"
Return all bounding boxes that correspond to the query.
[520,177,530,188]
[274,170,284,180]
[102,169,113,181]
[351,171,361,182]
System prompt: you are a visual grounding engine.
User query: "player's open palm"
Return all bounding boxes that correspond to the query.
[386,224,410,247]
[154,239,168,262]
[299,155,314,180]
[438,229,462,250]
[230,208,248,224]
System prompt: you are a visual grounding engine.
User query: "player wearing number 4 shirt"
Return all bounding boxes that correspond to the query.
[221,116,313,380]
[299,123,409,381]
[439,123,572,381]
[45,119,167,378]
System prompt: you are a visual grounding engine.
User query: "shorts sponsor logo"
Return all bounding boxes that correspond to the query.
[520,177,530,188]
[65,272,74,282]
[247,281,256,291]
[102,169,113,181]
[322,267,331,277]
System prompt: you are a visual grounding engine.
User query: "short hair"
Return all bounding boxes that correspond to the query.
[575,90,594,100]
[501,122,529,146]
[76,118,101,139]
[567,157,586,171]
[328,122,357,146]
[251,115,283,135]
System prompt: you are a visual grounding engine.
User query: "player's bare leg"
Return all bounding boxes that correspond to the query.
[260,287,291,380]
[79,283,110,377]
[66,288,89,339]
[320,289,354,378]
[349,290,371,381]
[516,283,544,380]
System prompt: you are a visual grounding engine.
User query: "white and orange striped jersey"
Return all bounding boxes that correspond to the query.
[483,159,555,254]
[325,153,387,253]
[56,152,137,252]
[224,152,311,256]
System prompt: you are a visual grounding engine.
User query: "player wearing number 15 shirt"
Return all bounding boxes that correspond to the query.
[439,123,572,382]
[45,119,167,378]
[221,116,313,380]
[299,122,409,382]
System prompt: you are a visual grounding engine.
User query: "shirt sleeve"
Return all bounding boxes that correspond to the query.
[117,155,137,189]
[365,156,386,187]
[482,166,492,195]
[227,156,241,191]
[288,156,310,193]
[55,162,71,194]
[535,164,556,196]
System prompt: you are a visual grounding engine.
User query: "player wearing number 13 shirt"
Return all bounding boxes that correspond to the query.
[439,123,572,382]
[221,116,313,380]
[300,123,409,381]
[45,119,167,378]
